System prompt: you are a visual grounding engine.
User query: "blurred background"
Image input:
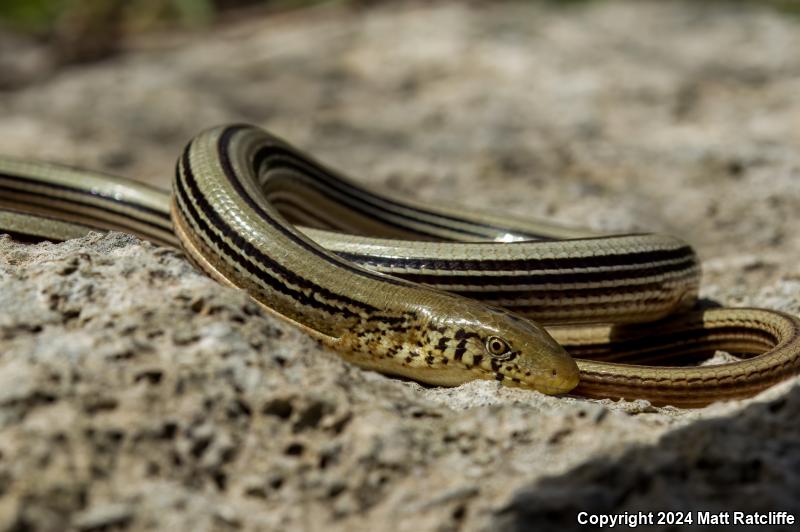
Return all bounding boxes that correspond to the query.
[0,0,328,65]
[1,0,799,65]
[2,3,800,529]
[0,0,799,270]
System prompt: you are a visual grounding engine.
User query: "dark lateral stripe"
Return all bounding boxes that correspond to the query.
[178,143,380,318]
[217,126,412,290]
[176,184,368,323]
[259,156,492,240]
[0,172,170,221]
[271,197,343,230]
[506,303,691,323]
[0,181,172,232]
[511,298,689,316]
[267,176,448,241]
[0,206,95,228]
[357,257,697,288]
[252,146,557,240]
[0,186,174,243]
[455,280,690,303]
[176,163,362,319]
[336,245,696,274]
[0,207,93,242]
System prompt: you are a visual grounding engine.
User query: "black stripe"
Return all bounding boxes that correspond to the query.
[259,157,489,240]
[267,171,450,240]
[454,280,691,303]
[336,245,696,274]
[0,172,170,221]
[0,181,172,234]
[177,143,379,318]
[176,163,362,319]
[0,185,174,243]
[270,197,342,230]
[509,300,688,318]
[252,145,556,240]
[217,126,413,290]
[355,257,697,288]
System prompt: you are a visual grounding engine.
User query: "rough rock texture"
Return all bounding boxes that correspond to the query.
[0,233,702,532]
[1,1,800,531]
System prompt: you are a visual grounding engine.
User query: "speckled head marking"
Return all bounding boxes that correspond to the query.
[422,302,580,394]
[5,124,800,406]
[335,294,579,395]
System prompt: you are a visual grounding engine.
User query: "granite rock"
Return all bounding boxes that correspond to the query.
[1,1,800,530]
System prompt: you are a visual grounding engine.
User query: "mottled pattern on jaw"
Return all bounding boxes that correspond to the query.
[351,312,452,369]
[350,315,528,384]
[349,310,424,363]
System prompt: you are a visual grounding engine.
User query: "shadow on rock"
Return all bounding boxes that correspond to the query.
[492,385,800,531]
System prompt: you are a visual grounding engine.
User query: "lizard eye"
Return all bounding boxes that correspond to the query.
[485,336,512,359]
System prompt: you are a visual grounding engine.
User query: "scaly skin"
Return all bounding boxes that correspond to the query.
[1,124,799,406]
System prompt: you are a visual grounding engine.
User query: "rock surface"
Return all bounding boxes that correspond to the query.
[1,1,800,531]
